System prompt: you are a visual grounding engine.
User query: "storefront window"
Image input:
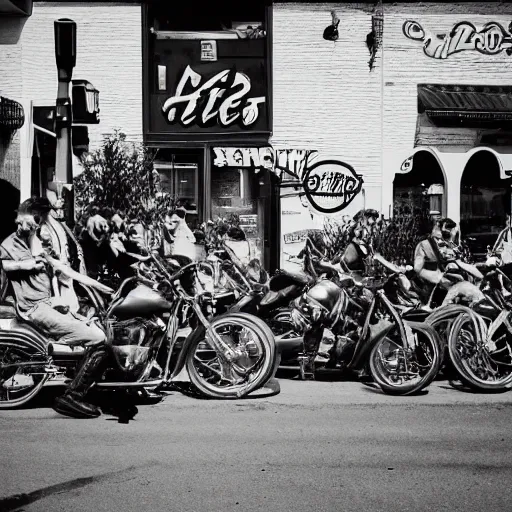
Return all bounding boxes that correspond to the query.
[153,150,200,229]
[211,162,264,264]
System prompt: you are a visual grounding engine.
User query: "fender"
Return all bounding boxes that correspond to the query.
[349,319,395,368]
[0,328,48,357]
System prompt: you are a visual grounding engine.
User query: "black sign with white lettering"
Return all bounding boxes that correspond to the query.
[148,39,269,134]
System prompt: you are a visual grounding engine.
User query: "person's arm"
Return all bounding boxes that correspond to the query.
[2,257,45,273]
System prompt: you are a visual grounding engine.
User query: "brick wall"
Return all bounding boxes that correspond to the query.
[272,2,383,218]
[382,2,512,213]
[21,1,143,148]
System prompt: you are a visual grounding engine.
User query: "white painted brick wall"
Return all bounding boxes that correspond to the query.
[382,2,512,202]
[272,3,383,217]
[20,1,143,148]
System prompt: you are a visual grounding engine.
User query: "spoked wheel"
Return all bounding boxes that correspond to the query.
[369,321,442,395]
[186,313,276,398]
[448,313,512,391]
[0,340,49,409]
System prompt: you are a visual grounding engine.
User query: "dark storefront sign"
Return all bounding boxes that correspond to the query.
[0,0,32,16]
[148,39,269,135]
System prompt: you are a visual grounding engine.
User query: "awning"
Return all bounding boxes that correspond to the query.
[0,0,32,16]
[0,96,25,131]
[418,84,512,124]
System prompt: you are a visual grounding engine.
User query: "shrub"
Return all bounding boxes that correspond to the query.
[73,130,177,231]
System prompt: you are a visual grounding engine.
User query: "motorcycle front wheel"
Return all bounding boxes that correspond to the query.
[369,321,442,395]
[448,313,512,391]
[186,313,277,398]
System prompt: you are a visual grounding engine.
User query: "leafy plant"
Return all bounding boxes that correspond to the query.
[73,130,177,230]
[310,194,434,272]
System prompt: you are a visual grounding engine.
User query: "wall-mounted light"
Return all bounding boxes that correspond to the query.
[72,80,100,124]
[323,11,340,42]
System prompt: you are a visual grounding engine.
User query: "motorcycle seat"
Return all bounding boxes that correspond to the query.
[260,284,302,310]
[269,269,312,292]
[9,317,58,344]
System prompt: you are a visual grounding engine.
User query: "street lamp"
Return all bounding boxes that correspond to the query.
[53,18,76,224]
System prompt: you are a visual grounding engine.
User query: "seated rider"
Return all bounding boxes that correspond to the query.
[0,198,109,419]
[413,217,467,305]
[332,209,380,281]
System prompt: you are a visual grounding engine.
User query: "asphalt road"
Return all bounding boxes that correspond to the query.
[1,377,512,512]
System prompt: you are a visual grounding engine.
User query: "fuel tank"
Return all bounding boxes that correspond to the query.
[111,284,173,318]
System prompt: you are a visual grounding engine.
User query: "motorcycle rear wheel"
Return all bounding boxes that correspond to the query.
[369,321,442,395]
[448,313,512,391]
[186,313,277,398]
[0,339,49,408]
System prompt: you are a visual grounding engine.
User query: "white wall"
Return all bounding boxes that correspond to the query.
[382,2,512,218]
[272,2,383,220]
[20,1,143,147]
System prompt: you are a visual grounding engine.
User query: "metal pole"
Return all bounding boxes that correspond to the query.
[54,18,76,225]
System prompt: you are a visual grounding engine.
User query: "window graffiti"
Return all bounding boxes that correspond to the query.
[403,20,512,59]
[162,65,266,128]
[212,147,364,214]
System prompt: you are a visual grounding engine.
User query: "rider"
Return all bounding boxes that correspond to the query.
[332,209,380,280]
[413,217,468,305]
[0,198,109,419]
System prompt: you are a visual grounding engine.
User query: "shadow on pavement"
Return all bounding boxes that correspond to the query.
[0,464,160,512]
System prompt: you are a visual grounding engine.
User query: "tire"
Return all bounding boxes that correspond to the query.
[0,339,49,409]
[186,312,277,398]
[447,313,512,392]
[369,321,442,395]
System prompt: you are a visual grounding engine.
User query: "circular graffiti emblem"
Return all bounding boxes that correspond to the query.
[302,160,364,214]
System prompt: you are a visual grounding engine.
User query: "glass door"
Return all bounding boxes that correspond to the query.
[210,156,266,265]
[153,149,202,230]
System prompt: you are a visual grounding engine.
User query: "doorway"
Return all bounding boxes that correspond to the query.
[460,150,509,259]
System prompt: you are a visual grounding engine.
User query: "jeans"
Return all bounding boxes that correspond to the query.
[26,302,105,346]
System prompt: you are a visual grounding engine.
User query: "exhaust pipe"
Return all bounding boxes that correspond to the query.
[48,343,85,359]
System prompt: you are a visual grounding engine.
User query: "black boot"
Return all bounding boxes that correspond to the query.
[53,345,109,419]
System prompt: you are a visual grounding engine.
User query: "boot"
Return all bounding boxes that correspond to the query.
[53,345,109,419]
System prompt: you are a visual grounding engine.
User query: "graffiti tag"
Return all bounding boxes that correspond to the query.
[162,65,266,128]
[212,147,364,214]
[403,20,512,59]
[213,147,311,178]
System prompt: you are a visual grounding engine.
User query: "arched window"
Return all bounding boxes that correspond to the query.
[393,150,445,216]
[460,150,510,259]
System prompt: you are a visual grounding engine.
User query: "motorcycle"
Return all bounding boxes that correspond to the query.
[199,242,312,367]
[289,255,442,394]
[0,251,279,409]
[443,267,512,391]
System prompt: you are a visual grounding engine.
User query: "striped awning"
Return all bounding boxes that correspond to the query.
[0,0,32,16]
[418,84,512,122]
